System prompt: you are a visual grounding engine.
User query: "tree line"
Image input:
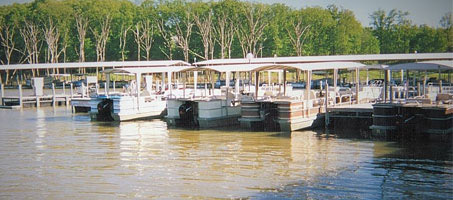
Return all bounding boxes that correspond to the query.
[0,0,451,79]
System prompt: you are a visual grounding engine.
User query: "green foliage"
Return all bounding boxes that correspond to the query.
[0,0,449,65]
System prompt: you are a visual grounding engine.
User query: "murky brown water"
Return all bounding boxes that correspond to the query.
[0,107,452,199]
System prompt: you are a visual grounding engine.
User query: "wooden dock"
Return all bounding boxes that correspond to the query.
[1,94,72,107]
[0,84,82,108]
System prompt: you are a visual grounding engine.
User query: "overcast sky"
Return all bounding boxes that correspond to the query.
[1,0,451,27]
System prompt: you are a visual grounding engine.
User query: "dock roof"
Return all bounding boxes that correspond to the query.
[387,60,453,70]
[183,62,365,73]
[0,60,190,71]
[194,53,453,66]
[101,66,193,74]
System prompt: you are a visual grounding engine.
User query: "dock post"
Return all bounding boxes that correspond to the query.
[389,84,393,103]
[63,82,66,95]
[183,72,186,98]
[52,83,56,107]
[113,81,116,93]
[355,67,360,104]
[417,82,421,96]
[70,83,74,98]
[255,71,259,100]
[194,71,198,97]
[1,83,4,106]
[19,84,23,108]
[283,70,287,96]
[104,82,108,97]
[439,80,443,93]
[36,94,40,108]
[81,83,85,98]
[423,71,427,96]
[168,71,172,97]
[235,71,240,99]
[325,83,329,130]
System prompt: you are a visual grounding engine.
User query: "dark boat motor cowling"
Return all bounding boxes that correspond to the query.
[179,102,195,126]
[97,99,114,121]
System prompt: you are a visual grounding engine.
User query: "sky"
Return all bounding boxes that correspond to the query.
[1,0,452,27]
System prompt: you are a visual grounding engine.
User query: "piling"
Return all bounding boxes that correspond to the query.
[18,84,23,108]
[70,83,74,98]
[325,83,329,130]
[36,94,40,108]
[417,82,421,96]
[104,82,108,97]
[82,83,85,98]
[52,83,56,107]
[1,84,4,106]
[63,82,66,95]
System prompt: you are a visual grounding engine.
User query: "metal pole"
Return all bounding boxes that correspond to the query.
[193,71,198,97]
[283,70,287,96]
[235,71,240,99]
[384,70,388,102]
[355,68,360,104]
[183,72,187,98]
[255,71,259,99]
[106,73,110,96]
[168,71,172,96]
[136,73,141,111]
[423,71,427,96]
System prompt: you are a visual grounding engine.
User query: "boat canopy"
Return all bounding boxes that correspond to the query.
[386,60,453,70]
[101,66,193,75]
[194,53,453,66]
[0,60,190,71]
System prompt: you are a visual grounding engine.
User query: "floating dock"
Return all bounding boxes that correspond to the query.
[327,102,452,140]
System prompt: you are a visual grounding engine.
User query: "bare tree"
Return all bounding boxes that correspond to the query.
[214,11,236,59]
[140,19,155,61]
[91,15,112,62]
[19,20,41,77]
[75,13,88,63]
[119,24,131,61]
[43,18,60,63]
[236,3,267,58]
[193,10,214,60]
[174,10,194,62]
[0,24,18,84]
[133,22,142,61]
[157,18,174,60]
[286,21,310,56]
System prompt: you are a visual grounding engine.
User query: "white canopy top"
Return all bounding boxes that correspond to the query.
[386,60,453,70]
[361,64,389,70]
[183,62,365,73]
[0,60,190,71]
[194,53,453,66]
[102,66,193,74]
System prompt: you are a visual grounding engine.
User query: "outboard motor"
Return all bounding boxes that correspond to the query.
[260,102,279,131]
[97,99,114,121]
[179,101,196,126]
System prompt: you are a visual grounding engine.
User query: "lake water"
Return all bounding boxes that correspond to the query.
[0,107,452,199]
